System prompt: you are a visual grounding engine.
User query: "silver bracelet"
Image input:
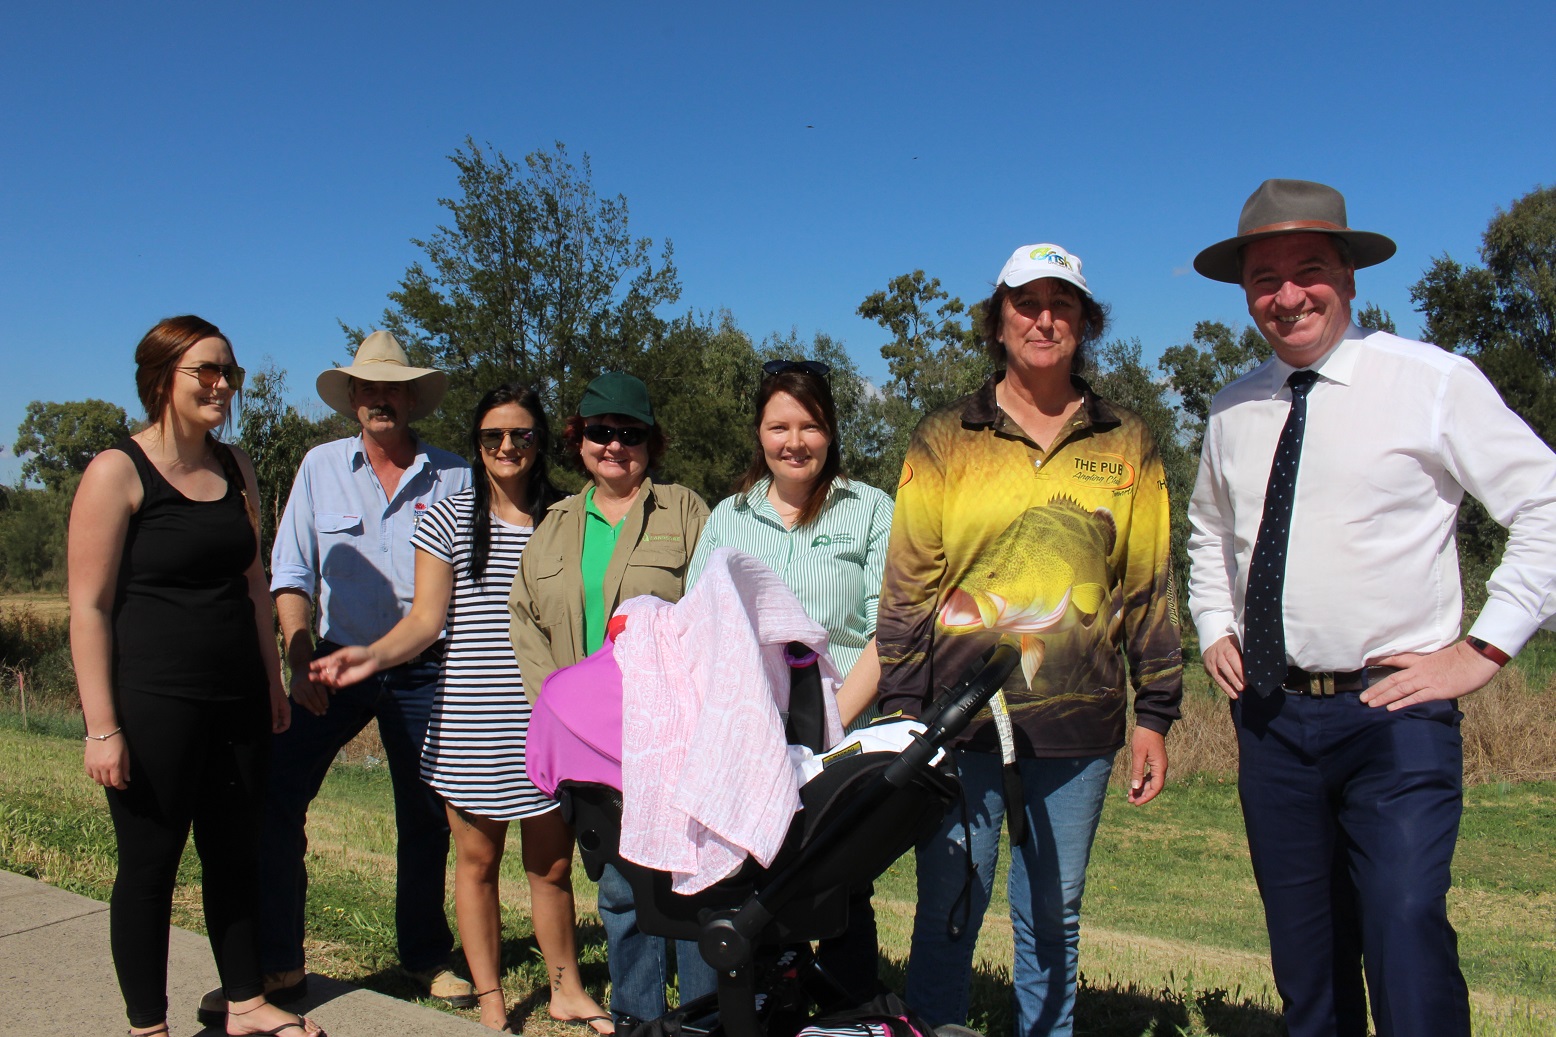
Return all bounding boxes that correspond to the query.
[84,727,123,742]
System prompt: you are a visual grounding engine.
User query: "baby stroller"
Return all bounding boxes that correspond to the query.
[530,627,1020,1037]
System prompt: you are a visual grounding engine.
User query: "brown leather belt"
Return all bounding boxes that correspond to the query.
[1282,665,1399,696]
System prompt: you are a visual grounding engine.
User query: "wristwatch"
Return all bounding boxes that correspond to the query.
[1464,636,1511,667]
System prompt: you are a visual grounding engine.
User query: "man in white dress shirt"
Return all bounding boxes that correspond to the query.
[1186,179,1556,1037]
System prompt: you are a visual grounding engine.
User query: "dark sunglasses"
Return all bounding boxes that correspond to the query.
[477,427,538,452]
[582,424,650,447]
[762,359,831,378]
[178,363,245,391]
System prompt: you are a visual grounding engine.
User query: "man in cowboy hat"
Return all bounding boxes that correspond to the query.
[1186,179,1556,1036]
[252,331,474,1007]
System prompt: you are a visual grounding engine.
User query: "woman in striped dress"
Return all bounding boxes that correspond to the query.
[312,385,610,1034]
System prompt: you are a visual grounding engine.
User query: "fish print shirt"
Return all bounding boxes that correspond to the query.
[875,375,1183,758]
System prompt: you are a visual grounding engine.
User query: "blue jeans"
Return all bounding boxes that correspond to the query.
[257,649,453,974]
[596,863,719,1024]
[905,749,1113,1037]
[1235,690,1469,1037]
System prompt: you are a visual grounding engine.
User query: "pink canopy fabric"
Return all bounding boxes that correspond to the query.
[615,549,843,893]
[526,637,626,798]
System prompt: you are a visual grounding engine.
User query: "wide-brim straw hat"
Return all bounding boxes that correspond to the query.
[1194,179,1397,284]
[316,331,449,422]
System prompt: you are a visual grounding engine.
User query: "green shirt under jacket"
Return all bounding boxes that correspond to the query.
[509,477,709,701]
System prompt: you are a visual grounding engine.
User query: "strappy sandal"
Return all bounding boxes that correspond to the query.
[225,1001,326,1037]
[231,1025,323,1037]
[473,988,512,1033]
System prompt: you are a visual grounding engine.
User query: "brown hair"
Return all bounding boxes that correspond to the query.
[135,315,233,423]
[561,414,669,473]
[733,369,843,529]
[979,281,1110,374]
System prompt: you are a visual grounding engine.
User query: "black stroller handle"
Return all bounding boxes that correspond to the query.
[701,642,1021,970]
[882,642,1020,788]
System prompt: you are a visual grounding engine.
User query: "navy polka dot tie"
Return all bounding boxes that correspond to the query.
[1242,369,1320,697]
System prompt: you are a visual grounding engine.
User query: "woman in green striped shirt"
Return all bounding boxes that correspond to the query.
[686,358,895,1000]
[688,360,893,723]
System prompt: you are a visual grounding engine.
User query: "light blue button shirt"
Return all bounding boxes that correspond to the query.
[270,435,471,646]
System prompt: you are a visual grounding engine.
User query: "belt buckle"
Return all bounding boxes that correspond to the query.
[1315,671,1334,697]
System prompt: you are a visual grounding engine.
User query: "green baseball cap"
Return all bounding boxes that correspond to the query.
[578,371,655,426]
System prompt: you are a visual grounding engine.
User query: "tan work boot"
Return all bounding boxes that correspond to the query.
[405,966,478,1009]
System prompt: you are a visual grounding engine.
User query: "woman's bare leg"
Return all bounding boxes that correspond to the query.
[522,810,613,1034]
[449,803,511,1031]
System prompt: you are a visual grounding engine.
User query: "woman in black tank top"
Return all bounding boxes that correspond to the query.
[67,316,323,1037]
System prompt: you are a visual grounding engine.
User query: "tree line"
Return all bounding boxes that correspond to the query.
[5,140,1553,639]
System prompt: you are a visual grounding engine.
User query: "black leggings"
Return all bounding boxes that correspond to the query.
[106,688,270,1026]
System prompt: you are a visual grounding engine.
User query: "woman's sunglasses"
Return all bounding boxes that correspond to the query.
[478,427,538,452]
[178,363,245,391]
[762,359,831,378]
[582,424,650,447]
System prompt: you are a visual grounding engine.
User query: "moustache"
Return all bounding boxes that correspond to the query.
[367,405,398,420]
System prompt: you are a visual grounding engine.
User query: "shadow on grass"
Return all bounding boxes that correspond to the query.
[1073,976,1284,1036]
[882,957,1283,1037]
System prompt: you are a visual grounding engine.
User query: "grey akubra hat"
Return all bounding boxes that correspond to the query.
[1194,178,1397,284]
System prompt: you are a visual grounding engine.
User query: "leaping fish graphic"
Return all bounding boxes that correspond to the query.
[939,496,1117,686]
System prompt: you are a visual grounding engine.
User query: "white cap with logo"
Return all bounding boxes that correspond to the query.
[996,243,1091,297]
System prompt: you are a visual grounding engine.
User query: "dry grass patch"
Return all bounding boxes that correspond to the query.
[0,592,70,620]
[1113,664,1556,788]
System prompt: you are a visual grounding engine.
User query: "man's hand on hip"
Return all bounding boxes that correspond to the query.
[1361,641,1503,710]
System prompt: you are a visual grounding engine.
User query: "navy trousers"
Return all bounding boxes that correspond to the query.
[257,649,453,974]
[1233,688,1471,1037]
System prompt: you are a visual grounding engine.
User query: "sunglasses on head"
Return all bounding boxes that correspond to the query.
[477,427,537,452]
[762,359,831,378]
[582,424,650,447]
[178,363,245,391]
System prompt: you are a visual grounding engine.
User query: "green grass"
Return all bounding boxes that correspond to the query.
[4,724,1554,1036]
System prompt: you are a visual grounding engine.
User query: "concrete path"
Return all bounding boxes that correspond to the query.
[0,870,488,1036]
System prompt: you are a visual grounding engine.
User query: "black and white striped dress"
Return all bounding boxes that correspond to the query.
[415,489,555,820]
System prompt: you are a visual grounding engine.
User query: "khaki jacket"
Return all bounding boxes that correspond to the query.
[510,477,709,700]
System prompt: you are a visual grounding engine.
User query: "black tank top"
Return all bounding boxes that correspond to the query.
[109,436,267,701]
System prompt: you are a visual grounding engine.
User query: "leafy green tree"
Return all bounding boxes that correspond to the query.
[348,138,681,453]
[857,271,989,414]
[1411,183,1556,444]
[856,271,993,489]
[0,488,69,590]
[1410,184,1556,607]
[1157,321,1271,453]
[1355,302,1397,333]
[237,362,355,569]
[13,399,131,492]
[1090,338,1199,630]
[636,310,761,503]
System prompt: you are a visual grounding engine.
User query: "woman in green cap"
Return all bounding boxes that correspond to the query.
[509,370,712,1032]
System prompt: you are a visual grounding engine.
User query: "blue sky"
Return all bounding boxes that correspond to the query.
[4,1,1553,483]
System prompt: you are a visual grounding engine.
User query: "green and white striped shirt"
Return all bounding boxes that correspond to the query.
[687,476,894,677]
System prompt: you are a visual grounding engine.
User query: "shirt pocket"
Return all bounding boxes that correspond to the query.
[625,543,690,601]
[524,551,573,629]
[316,513,366,581]
[315,512,363,536]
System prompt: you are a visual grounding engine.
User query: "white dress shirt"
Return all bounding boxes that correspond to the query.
[1188,325,1556,670]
